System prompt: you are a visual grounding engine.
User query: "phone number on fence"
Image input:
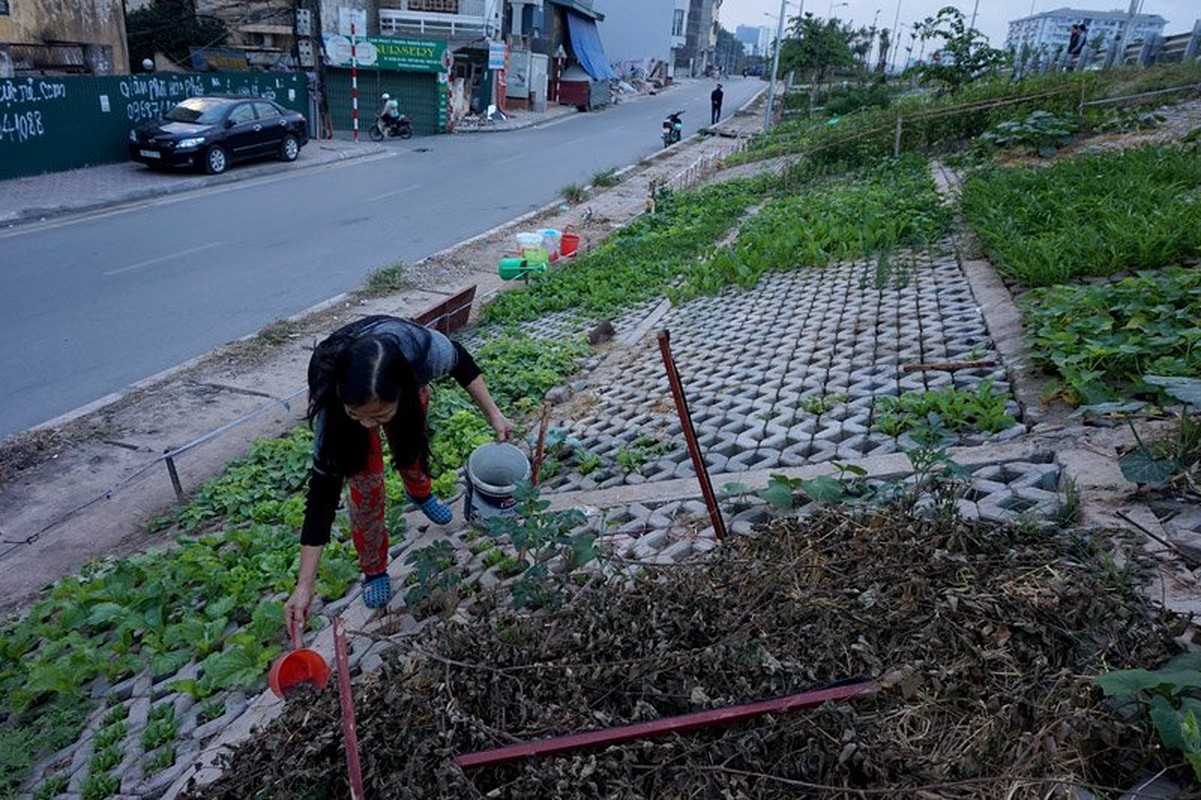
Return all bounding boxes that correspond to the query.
[0,110,45,143]
[127,100,173,123]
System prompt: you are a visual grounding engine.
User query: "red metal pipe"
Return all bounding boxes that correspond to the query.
[656,329,728,540]
[334,617,367,799]
[454,680,876,769]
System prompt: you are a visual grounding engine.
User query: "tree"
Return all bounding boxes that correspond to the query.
[876,28,891,73]
[126,2,228,69]
[714,25,746,75]
[777,13,857,83]
[912,6,1009,93]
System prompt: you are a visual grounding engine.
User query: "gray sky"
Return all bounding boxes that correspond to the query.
[719,1,1199,49]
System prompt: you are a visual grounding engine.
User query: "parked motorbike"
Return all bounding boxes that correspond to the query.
[369,112,413,141]
[661,111,684,147]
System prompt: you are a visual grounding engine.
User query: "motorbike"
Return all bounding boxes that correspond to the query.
[369,112,413,141]
[661,111,684,147]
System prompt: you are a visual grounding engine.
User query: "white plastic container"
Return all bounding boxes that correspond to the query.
[514,231,547,264]
[539,228,562,259]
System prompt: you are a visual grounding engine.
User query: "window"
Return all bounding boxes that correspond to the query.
[254,101,281,119]
[0,0,8,15]
[409,0,459,11]
[228,103,256,124]
[672,9,685,37]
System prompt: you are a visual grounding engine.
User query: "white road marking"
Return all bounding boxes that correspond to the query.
[103,241,223,276]
[363,183,424,202]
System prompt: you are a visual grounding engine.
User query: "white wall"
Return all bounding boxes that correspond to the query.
[593,0,676,68]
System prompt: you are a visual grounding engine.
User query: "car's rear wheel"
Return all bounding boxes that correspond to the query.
[279,134,300,162]
[203,145,227,175]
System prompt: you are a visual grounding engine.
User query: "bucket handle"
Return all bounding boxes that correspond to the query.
[563,224,577,235]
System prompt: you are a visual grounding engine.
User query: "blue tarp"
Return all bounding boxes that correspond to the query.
[566,12,618,81]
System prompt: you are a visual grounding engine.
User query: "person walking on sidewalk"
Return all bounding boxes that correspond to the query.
[710,83,724,126]
[284,315,512,631]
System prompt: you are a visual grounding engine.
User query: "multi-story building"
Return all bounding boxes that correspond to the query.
[734,23,770,57]
[675,0,721,76]
[193,0,301,69]
[0,0,128,77]
[1005,5,1166,59]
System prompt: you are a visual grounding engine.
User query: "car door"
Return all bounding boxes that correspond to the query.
[252,101,290,155]
[222,101,260,160]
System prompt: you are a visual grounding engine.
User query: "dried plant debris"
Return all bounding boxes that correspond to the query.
[186,509,1187,799]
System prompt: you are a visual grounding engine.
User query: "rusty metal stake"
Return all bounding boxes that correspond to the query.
[530,401,553,486]
[164,456,185,503]
[656,330,727,540]
[455,679,877,768]
[334,618,367,800]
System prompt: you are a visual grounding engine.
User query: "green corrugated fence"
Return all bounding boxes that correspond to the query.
[0,72,308,181]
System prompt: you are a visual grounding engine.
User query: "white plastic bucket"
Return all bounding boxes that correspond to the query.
[465,443,531,521]
[515,232,542,251]
[539,229,562,259]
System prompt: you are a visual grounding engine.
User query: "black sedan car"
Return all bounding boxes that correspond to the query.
[128,96,308,175]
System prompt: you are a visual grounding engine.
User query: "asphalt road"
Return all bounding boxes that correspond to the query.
[0,79,762,439]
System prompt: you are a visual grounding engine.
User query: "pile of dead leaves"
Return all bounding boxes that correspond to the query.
[186,507,1188,799]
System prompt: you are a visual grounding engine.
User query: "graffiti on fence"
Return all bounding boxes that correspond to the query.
[0,72,306,177]
[0,79,66,142]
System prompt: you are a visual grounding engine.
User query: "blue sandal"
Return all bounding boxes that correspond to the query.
[362,573,392,608]
[409,493,453,525]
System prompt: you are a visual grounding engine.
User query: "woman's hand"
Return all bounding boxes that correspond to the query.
[489,411,513,442]
[284,581,314,637]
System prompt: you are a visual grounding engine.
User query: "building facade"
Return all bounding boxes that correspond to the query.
[1005,5,1166,58]
[675,0,721,76]
[734,23,770,57]
[0,0,128,77]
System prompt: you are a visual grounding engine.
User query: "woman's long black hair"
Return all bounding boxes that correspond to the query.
[306,317,430,476]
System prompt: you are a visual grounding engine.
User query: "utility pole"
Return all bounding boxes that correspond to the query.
[763,0,788,130]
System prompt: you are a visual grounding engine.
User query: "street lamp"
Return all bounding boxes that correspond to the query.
[828,0,848,19]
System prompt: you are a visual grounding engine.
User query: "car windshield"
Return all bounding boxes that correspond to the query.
[164,98,228,124]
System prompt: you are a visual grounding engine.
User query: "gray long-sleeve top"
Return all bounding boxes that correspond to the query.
[300,317,480,546]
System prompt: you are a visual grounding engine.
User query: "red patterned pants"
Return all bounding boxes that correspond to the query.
[346,387,430,575]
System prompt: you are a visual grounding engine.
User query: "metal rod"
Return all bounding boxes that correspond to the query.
[334,618,367,800]
[763,0,789,130]
[530,401,552,486]
[656,330,727,541]
[455,680,877,768]
[164,456,185,503]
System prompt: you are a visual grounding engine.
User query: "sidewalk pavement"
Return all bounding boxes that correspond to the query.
[0,97,584,227]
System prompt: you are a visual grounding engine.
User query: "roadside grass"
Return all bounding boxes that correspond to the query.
[673,154,952,301]
[483,174,775,325]
[561,183,588,203]
[359,262,411,298]
[590,168,621,187]
[731,62,1201,174]
[960,146,1201,287]
[1021,266,1201,405]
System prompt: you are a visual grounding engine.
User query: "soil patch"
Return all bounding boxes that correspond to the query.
[185,508,1183,799]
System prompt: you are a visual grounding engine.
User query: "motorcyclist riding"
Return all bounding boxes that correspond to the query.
[371,92,412,140]
[380,93,401,125]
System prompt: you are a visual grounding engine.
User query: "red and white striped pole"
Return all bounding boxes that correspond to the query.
[351,22,359,142]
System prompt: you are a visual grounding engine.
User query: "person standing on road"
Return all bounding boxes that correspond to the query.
[710,83,724,126]
[284,315,512,632]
